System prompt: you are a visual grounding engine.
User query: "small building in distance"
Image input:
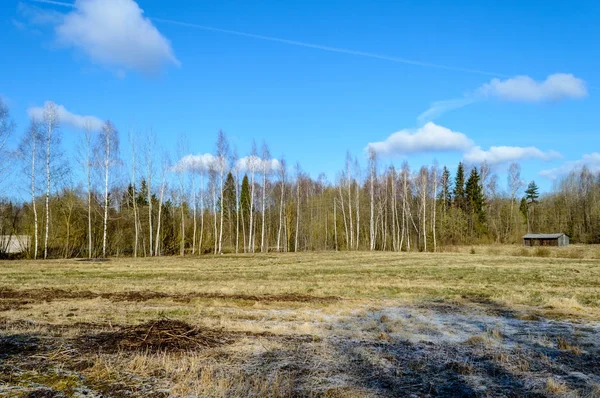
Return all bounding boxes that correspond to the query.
[0,235,31,254]
[523,233,569,247]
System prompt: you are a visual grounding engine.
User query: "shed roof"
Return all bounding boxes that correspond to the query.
[523,233,565,239]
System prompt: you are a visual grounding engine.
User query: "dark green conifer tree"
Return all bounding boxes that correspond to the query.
[453,162,466,211]
[466,167,486,236]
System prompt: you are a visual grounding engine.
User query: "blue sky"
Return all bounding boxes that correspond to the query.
[1,0,599,194]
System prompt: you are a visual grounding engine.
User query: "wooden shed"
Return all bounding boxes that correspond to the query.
[523,233,569,247]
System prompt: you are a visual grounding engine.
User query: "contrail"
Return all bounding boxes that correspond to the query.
[30,0,75,7]
[152,18,511,78]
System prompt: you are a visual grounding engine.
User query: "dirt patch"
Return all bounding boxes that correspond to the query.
[0,287,340,304]
[0,299,32,311]
[80,319,231,353]
[76,258,110,262]
[0,288,96,301]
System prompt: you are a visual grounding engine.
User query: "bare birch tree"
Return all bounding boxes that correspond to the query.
[98,121,119,258]
[401,162,411,251]
[190,168,197,255]
[216,131,229,254]
[248,142,258,252]
[507,162,523,240]
[276,158,286,252]
[154,152,169,256]
[127,130,140,257]
[209,165,218,255]
[430,161,439,252]
[368,149,377,250]
[82,123,96,258]
[18,120,40,259]
[176,136,187,256]
[42,102,59,259]
[345,152,354,249]
[260,142,271,253]
[354,157,361,250]
[417,166,428,252]
[295,163,302,252]
[144,133,156,256]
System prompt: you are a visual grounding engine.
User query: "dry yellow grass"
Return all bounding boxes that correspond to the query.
[1,250,598,321]
[1,250,599,397]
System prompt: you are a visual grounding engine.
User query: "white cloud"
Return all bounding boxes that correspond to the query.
[236,156,281,172]
[366,122,474,156]
[540,153,600,180]
[28,101,103,131]
[419,73,588,122]
[478,73,587,102]
[464,146,561,165]
[366,121,562,168]
[54,0,179,74]
[171,153,216,173]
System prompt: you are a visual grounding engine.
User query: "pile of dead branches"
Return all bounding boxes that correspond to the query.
[83,319,230,353]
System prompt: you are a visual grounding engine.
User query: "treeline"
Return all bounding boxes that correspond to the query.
[0,100,598,258]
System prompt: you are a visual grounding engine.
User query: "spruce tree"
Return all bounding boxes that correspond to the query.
[223,173,237,215]
[466,167,486,236]
[222,172,237,247]
[453,162,466,210]
[439,166,452,211]
[524,181,539,233]
[466,168,485,221]
[240,175,251,235]
[525,181,539,204]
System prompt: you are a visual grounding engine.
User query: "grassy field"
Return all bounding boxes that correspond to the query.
[1,250,600,397]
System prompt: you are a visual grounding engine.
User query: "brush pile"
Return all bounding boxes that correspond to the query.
[84,319,230,352]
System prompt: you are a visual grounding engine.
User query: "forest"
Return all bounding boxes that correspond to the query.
[0,100,597,258]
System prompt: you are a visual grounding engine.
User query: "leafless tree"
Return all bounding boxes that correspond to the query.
[368,149,377,251]
[353,157,361,250]
[345,152,354,249]
[389,165,399,251]
[216,131,229,254]
[260,142,271,253]
[430,161,439,252]
[190,168,197,255]
[417,166,428,252]
[81,122,96,258]
[209,164,218,255]
[507,162,523,240]
[154,152,169,256]
[294,163,302,252]
[18,120,40,259]
[42,102,59,259]
[231,149,240,254]
[128,130,139,258]
[276,158,286,252]
[480,160,490,194]
[400,162,411,251]
[337,176,349,248]
[98,121,119,258]
[144,132,156,256]
[248,142,258,252]
[176,136,188,256]
[333,197,338,250]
